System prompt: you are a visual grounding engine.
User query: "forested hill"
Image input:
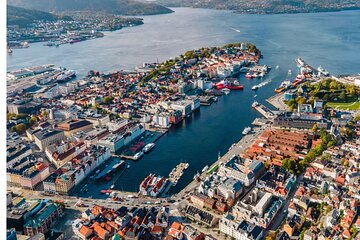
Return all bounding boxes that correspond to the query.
[155,0,360,14]
[7,0,174,16]
[7,5,72,27]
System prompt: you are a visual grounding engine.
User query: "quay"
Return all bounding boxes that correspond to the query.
[253,101,276,119]
[168,162,189,185]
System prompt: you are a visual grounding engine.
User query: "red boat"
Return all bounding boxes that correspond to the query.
[215,81,244,90]
[100,190,112,194]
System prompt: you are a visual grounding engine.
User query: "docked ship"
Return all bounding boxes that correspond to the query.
[143,143,155,153]
[317,66,329,76]
[275,80,291,93]
[56,70,76,83]
[133,151,144,160]
[295,58,306,68]
[139,174,168,197]
[242,127,251,135]
[291,74,305,87]
[252,85,259,91]
[252,101,259,108]
[215,80,244,90]
[202,165,209,173]
[94,160,125,181]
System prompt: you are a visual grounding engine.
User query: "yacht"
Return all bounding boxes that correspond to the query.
[317,66,329,76]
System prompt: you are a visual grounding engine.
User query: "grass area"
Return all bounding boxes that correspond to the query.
[327,101,360,110]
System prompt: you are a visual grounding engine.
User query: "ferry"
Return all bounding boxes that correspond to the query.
[242,127,251,135]
[143,143,155,153]
[317,66,329,76]
[133,151,144,160]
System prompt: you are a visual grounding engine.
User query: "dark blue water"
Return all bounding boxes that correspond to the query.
[7,8,360,195]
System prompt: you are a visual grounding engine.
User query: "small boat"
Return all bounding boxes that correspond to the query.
[213,97,218,102]
[221,88,230,95]
[127,164,131,169]
[288,69,292,75]
[110,184,115,189]
[252,101,259,108]
[143,143,155,153]
[184,163,189,169]
[133,151,144,160]
[252,85,259,91]
[242,127,251,135]
[202,165,209,173]
[254,94,258,98]
[275,65,280,70]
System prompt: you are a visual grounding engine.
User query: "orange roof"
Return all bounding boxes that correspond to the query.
[170,222,182,230]
[93,222,109,240]
[79,225,93,237]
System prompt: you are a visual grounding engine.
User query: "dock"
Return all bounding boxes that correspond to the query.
[253,102,276,119]
[168,162,189,185]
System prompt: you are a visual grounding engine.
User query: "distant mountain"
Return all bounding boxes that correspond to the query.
[155,0,360,14]
[7,5,72,27]
[7,0,174,15]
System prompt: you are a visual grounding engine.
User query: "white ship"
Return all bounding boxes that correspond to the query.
[295,58,306,68]
[143,143,155,153]
[317,66,329,76]
[133,151,144,160]
[202,165,209,173]
[242,127,251,135]
[56,70,76,82]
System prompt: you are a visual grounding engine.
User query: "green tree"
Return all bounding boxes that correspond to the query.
[14,123,26,134]
[28,116,37,126]
[311,124,318,133]
[339,91,347,102]
[102,96,113,104]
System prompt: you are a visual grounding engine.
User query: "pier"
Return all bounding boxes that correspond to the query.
[253,102,276,119]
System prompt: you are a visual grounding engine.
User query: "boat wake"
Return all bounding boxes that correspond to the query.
[229,27,241,33]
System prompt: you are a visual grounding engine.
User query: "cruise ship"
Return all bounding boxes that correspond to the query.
[143,143,155,153]
[56,70,76,83]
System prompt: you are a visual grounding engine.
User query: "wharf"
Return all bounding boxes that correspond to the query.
[252,117,268,126]
[253,102,276,119]
[168,162,189,185]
